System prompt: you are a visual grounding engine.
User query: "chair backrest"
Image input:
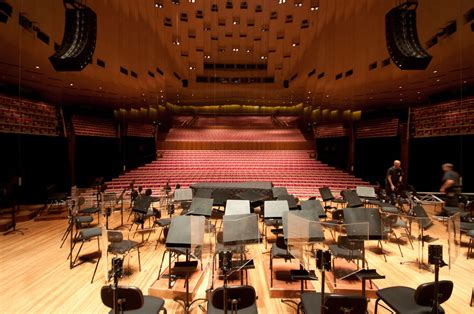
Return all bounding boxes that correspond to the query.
[101,285,144,311]
[107,230,124,243]
[324,294,367,314]
[414,280,454,307]
[211,285,256,310]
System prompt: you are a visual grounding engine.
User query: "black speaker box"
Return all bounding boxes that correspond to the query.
[182,79,188,88]
[283,80,289,88]
[385,2,432,70]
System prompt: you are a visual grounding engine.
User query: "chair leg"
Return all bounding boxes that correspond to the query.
[157,250,168,279]
[374,298,380,314]
[91,253,101,284]
[137,246,141,271]
[270,254,273,287]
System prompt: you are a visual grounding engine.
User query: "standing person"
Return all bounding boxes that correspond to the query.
[386,160,403,204]
[440,163,461,207]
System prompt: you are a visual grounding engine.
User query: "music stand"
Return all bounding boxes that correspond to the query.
[187,198,214,218]
[236,190,268,212]
[341,189,364,208]
[224,200,251,216]
[356,186,377,199]
[212,190,233,208]
[339,208,384,281]
[263,200,290,248]
[217,213,260,311]
[113,188,128,230]
[400,205,437,271]
[166,215,207,313]
[277,194,299,210]
[282,211,325,309]
[272,187,289,198]
[174,188,193,213]
[300,199,327,219]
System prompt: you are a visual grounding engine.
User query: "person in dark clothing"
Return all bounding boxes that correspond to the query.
[440,163,461,207]
[386,160,403,204]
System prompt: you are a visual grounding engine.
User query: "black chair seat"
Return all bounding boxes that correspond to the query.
[155,218,171,227]
[461,222,474,232]
[109,296,165,314]
[467,229,474,237]
[81,206,100,214]
[301,292,367,314]
[75,216,93,224]
[377,286,433,314]
[79,227,102,240]
[108,240,139,255]
[329,244,363,260]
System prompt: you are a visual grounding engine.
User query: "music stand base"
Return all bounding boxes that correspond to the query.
[400,260,433,272]
[173,297,207,314]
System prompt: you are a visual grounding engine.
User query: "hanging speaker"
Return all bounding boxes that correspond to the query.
[283,80,289,88]
[385,1,432,70]
[182,79,188,88]
[49,1,97,71]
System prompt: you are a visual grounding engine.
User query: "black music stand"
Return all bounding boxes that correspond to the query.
[113,188,128,230]
[277,194,299,210]
[217,213,260,307]
[272,187,289,198]
[300,199,327,219]
[341,189,364,208]
[263,200,290,247]
[174,188,193,214]
[165,215,207,313]
[187,198,214,218]
[236,190,269,212]
[339,207,385,283]
[401,204,436,271]
[281,211,324,310]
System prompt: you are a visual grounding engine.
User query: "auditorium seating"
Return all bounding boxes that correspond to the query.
[127,123,154,138]
[192,115,275,129]
[105,150,369,199]
[0,95,60,136]
[411,98,474,137]
[164,128,307,142]
[355,118,399,138]
[72,115,116,138]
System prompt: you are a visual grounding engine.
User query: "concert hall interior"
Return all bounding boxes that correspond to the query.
[1,0,474,313]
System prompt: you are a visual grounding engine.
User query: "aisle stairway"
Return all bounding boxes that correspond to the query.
[106,150,369,199]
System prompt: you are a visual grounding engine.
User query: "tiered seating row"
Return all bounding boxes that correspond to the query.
[355,118,399,139]
[72,115,117,138]
[316,124,347,138]
[127,123,154,138]
[411,98,474,137]
[193,115,275,128]
[164,128,307,142]
[104,150,369,199]
[0,95,60,136]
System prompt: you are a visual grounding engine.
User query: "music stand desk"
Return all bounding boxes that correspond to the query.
[187,198,214,218]
[225,200,251,216]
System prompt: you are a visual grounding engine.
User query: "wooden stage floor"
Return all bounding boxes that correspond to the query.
[0,205,472,313]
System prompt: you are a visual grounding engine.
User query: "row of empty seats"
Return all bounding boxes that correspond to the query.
[127,123,154,138]
[355,118,399,138]
[105,150,369,198]
[192,115,276,128]
[72,115,117,138]
[411,98,474,137]
[0,95,60,136]
[164,128,307,142]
